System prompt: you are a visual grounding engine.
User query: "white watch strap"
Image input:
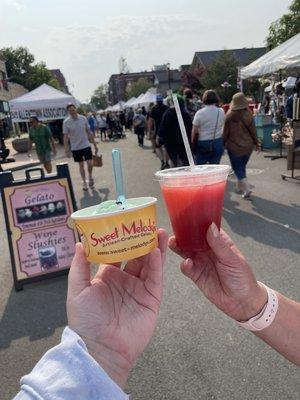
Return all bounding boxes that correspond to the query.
[237,283,278,331]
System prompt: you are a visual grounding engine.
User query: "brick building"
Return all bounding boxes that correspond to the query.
[49,69,70,94]
[108,68,182,104]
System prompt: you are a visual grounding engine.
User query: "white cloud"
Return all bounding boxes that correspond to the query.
[3,0,24,11]
[44,14,218,100]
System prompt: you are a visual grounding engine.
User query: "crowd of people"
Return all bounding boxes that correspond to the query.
[124,88,259,199]
[27,88,259,199]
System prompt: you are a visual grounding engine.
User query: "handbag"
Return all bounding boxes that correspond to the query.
[199,108,220,155]
[92,153,103,167]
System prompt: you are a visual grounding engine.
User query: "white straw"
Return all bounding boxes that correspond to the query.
[172,94,195,168]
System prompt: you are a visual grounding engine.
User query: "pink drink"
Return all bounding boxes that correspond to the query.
[156,165,230,252]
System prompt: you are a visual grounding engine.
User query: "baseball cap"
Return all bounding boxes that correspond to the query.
[156,94,164,102]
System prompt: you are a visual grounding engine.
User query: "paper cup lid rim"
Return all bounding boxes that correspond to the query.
[155,164,231,180]
[71,197,157,220]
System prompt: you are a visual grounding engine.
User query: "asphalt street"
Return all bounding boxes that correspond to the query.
[0,132,299,399]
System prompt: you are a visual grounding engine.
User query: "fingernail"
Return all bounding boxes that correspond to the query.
[186,258,193,268]
[211,222,219,238]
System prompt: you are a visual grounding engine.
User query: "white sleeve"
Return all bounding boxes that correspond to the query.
[192,110,201,127]
[13,327,129,400]
[62,120,69,135]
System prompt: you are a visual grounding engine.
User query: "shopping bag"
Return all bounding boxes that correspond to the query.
[93,153,103,167]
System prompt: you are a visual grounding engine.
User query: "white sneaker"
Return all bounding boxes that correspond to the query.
[241,178,252,198]
[82,181,88,191]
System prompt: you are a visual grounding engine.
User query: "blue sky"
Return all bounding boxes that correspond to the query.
[1,0,291,100]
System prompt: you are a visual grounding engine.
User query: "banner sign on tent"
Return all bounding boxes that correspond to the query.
[10,107,68,122]
[0,163,79,291]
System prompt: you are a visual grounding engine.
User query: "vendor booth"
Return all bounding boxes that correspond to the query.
[9,84,80,142]
[240,33,300,79]
[9,84,79,123]
[124,97,136,108]
[241,33,300,179]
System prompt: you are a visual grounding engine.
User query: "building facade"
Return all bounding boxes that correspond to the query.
[108,71,154,104]
[108,68,183,104]
[49,69,70,94]
[0,60,28,118]
[190,47,266,74]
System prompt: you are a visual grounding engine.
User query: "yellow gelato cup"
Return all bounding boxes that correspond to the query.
[71,197,158,264]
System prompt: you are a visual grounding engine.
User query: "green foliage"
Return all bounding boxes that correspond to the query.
[48,78,61,90]
[266,0,300,49]
[243,79,263,102]
[77,103,92,114]
[0,46,57,91]
[200,51,239,103]
[90,84,108,110]
[126,78,152,100]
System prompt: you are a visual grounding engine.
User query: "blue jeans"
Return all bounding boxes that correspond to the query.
[228,150,251,180]
[195,137,224,165]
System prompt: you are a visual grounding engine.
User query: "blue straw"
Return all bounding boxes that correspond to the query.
[112,149,126,205]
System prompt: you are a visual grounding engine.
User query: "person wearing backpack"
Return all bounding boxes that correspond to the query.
[223,92,260,198]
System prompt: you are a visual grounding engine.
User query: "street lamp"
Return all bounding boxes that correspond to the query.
[166,62,171,90]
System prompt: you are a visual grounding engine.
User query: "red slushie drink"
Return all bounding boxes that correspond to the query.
[156,165,230,252]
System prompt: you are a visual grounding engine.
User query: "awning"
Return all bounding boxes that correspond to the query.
[9,83,80,122]
[240,33,300,79]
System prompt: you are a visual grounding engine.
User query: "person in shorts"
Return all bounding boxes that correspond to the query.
[96,112,108,141]
[63,104,98,191]
[28,116,56,173]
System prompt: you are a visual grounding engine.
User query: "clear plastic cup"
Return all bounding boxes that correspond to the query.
[71,197,158,264]
[155,165,230,252]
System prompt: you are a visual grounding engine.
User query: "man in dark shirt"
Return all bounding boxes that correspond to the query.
[148,95,169,169]
[158,94,192,167]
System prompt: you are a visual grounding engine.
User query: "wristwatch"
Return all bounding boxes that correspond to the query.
[237,282,278,331]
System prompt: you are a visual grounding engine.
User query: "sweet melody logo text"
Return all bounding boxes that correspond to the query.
[90,218,156,247]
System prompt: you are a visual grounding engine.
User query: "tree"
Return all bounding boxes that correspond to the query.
[200,51,239,103]
[181,70,203,93]
[90,84,108,110]
[266,0,300,49]
[0,46,59,91]
[77,103,92,114]
[126,78,152,100]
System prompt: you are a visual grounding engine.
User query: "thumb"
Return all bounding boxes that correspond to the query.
[68,243,91,297]
[206,223,244,265]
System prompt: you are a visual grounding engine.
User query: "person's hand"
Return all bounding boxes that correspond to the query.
[67,229,168,388]
[169,223,267,322]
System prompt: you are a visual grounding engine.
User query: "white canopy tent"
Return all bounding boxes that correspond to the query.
[9,83,80,122]
[105,101,126,112]
[130,93,145,108]
[240,33,300,79]
[138,89,157,106]
[124,97,136,107]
